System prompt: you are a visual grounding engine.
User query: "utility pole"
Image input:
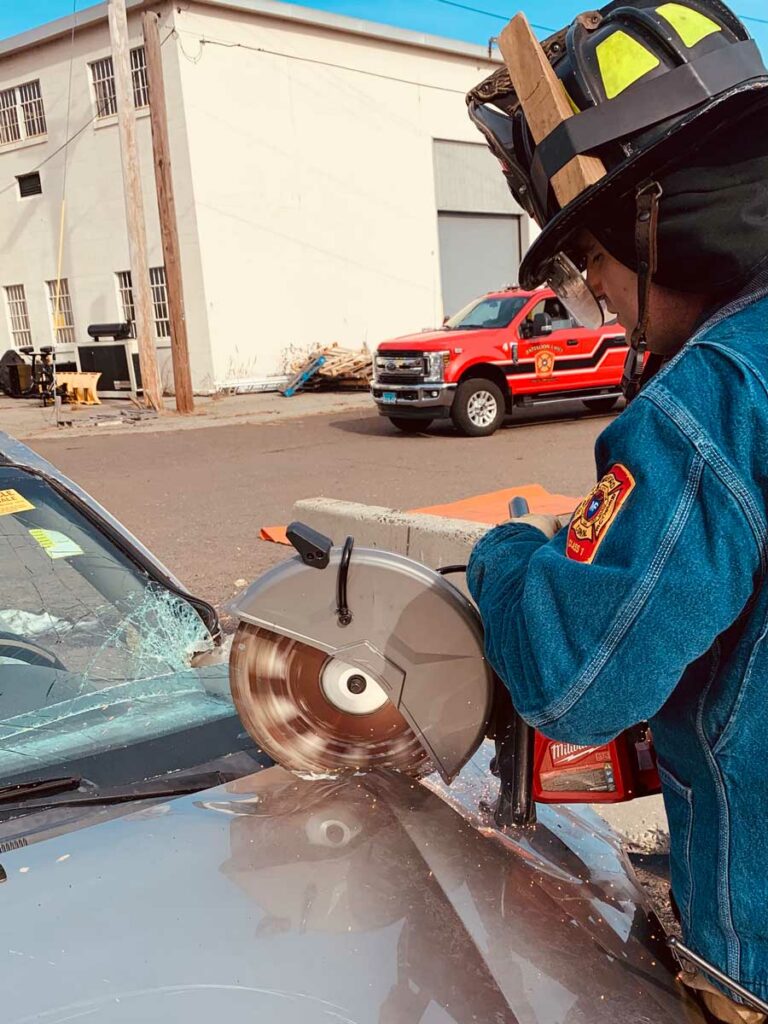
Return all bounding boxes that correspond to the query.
[108,0,162,411]
[142,11,194,413]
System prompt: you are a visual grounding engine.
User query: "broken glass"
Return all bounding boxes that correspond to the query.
[0,465,247,787]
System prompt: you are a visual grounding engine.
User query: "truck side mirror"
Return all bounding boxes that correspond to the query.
[518,320,532,340]
[531,312,554,337]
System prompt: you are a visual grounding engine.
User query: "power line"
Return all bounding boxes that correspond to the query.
[0,115,94,198]
[432,0,556,33]
[438,0,763,35]
[0,27,175,199]
[183,33,472,94]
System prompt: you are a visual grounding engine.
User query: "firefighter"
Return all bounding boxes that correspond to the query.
[465,3,768,1021]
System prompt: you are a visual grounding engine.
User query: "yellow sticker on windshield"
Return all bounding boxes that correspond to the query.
[0,489,34,516]
[29,528,83,560]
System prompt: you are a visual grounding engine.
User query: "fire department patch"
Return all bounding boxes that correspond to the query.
[534,349,555,379]
[566,464,635,563]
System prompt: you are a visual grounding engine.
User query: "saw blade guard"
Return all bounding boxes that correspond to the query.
[229,543,494,782]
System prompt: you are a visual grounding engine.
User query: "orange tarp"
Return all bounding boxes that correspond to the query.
[260,525,289,544]
[260,483,581,545]
[413,483,579,524]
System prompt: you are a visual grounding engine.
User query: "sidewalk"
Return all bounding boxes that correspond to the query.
[0,389,373,441]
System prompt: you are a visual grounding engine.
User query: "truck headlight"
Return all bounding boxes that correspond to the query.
[424,351,449,383]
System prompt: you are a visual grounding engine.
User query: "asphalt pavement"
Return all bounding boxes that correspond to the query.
[28,396,614,609]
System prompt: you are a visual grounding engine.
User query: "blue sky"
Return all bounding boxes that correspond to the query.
[1,0,766,53]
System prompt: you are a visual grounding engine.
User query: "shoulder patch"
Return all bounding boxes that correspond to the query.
[567,464,636,563]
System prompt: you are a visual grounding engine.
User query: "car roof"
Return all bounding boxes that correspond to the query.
[481,287,551,300]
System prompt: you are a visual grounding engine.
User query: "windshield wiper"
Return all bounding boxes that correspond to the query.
[0,776,81,805]
[0,770,232,813]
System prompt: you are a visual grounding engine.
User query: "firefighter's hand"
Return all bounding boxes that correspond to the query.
[506,513,563,539]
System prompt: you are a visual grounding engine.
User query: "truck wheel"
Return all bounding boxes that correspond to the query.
[451,379,505,437]
[389,417,433,434]
[582,397,619,414]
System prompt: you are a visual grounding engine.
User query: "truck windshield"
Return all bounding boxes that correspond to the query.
[445,296,527,331]
[0,465,260,795]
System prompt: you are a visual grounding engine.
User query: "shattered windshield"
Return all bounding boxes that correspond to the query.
[0,465,253,791]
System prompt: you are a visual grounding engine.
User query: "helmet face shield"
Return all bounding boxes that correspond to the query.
[545,253,606,330]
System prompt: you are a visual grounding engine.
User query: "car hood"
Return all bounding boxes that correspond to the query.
[378,328,496,351]
[0,749,703,1024]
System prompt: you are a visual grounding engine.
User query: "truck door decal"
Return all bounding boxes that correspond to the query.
[497,335,626,376]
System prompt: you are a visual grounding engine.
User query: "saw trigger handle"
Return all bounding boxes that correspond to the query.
[286,521,332,569]
[509,496,530,518]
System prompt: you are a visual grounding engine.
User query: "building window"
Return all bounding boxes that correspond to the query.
[89,57,117,118]
[116,270,136,337]
[0,80,46,147]
[149,266,170,339]
[0,88,21,146]
[4,285,32,348]
[130,47,150,109]
[17,171,42,198]
[18,81,47,137]
[46,279,75,344]
[89,47,149,119]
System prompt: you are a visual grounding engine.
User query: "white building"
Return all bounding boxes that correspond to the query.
[0,0,530,393]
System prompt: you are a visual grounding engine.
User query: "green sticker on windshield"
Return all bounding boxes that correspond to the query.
[29,528,83,560]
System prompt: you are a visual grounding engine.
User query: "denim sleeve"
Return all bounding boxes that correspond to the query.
[466,399,763,745]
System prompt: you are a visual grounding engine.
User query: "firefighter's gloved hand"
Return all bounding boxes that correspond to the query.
[505,513,563,540]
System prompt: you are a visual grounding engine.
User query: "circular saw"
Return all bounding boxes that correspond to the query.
[229,522,495,783]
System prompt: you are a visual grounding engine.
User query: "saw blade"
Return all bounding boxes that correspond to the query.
[230,623,431,777]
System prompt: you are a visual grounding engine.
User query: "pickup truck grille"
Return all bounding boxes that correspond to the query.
[375,351,425,384]
[378,372,423,384]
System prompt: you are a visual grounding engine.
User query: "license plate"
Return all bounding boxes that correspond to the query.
[382,391,397,404]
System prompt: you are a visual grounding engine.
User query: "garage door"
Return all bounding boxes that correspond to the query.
[433,140,527,317]
[437,213,521,317]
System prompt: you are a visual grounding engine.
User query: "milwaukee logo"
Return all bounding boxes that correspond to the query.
[550,743,603,766]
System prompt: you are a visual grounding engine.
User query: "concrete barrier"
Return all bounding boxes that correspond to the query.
[291,497,487,578]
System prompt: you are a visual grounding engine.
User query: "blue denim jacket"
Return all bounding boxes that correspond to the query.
[468,288,768,1000]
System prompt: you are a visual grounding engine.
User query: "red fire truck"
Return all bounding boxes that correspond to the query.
[371,287,627,436]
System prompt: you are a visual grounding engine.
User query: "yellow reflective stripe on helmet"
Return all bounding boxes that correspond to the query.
[596,31,661,99]
[656,3,721,47]
[563,85,581,114]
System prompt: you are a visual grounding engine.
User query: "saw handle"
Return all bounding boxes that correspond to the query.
[286,521,332,569]
[487,495,537,829]
[336,536,354,627]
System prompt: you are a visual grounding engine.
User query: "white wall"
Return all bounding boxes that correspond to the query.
[173,2,507,385]
[0,4,216,392]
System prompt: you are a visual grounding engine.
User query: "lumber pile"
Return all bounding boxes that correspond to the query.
[287,344,372,393]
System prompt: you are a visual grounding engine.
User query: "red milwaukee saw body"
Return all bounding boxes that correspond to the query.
[533,727,661,804]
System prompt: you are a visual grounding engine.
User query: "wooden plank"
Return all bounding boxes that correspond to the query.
[107,0,162,411]
[498,14,606,208]
[143,12,194,415]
